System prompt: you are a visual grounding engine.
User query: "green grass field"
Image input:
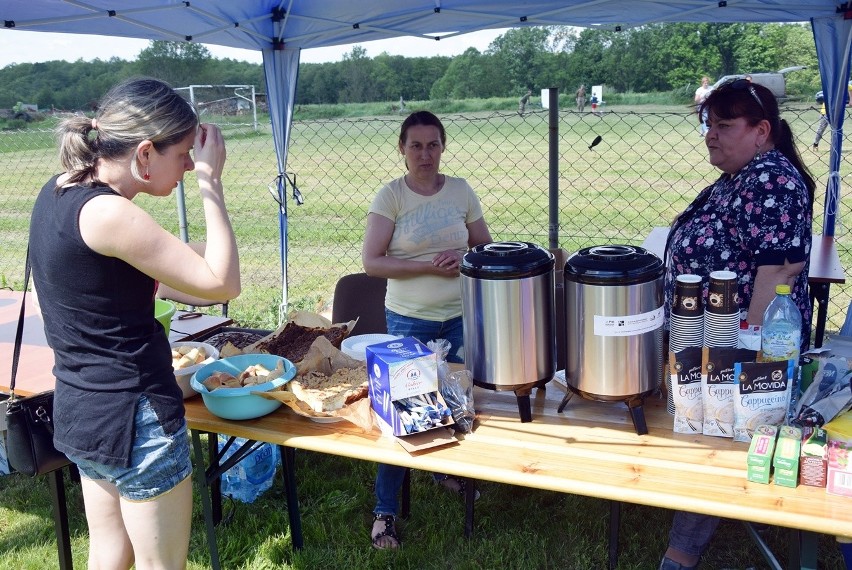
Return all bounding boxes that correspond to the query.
[0,102,848,334]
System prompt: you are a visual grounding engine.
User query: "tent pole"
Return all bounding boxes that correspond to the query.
[825,23,852,237]
[262,45,301,325]
[812,16,852,238]
[277,176,289,324]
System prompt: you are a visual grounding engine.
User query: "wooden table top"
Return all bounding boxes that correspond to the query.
[0,290,56,394]
[0,290,232,395]
[810,235,846,284]
[183,378,852,539]
[642,227,846,284]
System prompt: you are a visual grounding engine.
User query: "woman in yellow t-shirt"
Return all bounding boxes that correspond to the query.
[362,110,492,549]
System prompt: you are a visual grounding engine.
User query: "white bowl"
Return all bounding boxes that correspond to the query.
[171,341,219,399]
[340,334,400,361]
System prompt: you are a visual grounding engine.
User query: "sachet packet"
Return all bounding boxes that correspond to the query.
[732,359,794,443]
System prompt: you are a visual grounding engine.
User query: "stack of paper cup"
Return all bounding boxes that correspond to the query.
[668,274,704,415]
[670,274,704,353]
[666,376,676,415]
[704,270,740,348]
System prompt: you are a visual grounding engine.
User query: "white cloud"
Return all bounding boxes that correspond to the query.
[0,29,507,69]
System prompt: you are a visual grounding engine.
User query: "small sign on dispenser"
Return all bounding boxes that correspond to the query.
[594,306,664,337]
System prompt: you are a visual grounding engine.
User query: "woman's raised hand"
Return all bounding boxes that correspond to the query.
[194,123,227,184]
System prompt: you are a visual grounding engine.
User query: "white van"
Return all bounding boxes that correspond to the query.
[711,66,807,101]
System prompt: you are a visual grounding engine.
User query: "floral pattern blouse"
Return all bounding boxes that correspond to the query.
[664,149,813,344]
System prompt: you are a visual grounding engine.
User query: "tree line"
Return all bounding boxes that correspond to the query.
[0,23,819,112]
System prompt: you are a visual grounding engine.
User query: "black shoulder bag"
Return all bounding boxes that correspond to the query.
[4,253,70,477]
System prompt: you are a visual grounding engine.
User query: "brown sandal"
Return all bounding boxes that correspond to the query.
[371,513,401,549]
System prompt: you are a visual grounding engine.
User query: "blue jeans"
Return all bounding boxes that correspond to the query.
[668,511,720,557]
[73,395,192,501]
[384,309,464,364]
[374,310,463,515]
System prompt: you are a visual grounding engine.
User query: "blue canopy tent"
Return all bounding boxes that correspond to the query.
[2,0,850,316]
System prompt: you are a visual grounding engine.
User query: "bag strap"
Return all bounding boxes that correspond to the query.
[9,248,31,399]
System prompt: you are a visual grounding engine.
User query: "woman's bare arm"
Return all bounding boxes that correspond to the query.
[747,260,807,325]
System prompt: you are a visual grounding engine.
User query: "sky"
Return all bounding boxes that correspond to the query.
[0,28,509,69]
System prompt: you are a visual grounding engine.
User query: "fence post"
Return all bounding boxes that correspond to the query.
[175,181,189,243]
[548,87,559,249]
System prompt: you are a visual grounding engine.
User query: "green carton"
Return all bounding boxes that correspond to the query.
[747,425,778,484]
[773,426,802,487]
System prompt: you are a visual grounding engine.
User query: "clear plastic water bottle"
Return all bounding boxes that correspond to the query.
[218,435,280,503]
[761,284,803,421]
[760,284,802,362]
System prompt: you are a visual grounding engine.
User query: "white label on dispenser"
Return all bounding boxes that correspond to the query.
[593,306,665,337]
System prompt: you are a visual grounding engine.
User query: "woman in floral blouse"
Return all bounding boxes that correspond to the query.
[660,79,816,570]
[664,79,816,352]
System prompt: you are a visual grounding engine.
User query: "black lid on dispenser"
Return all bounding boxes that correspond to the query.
[564,244,663,285]
[461,241,554,280]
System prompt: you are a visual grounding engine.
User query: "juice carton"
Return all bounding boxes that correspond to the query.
[825,411,852,497]
[799,426,828,487]
[747,425,778,484]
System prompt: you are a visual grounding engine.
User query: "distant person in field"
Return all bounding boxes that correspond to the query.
[518,89,532,115]
[590,94,601,116]
[399,95,406,114]
[812,83,851,151]
[576,84,587,112]
[694,76,712,136]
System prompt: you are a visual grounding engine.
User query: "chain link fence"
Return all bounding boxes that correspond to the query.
[1,103,849,338]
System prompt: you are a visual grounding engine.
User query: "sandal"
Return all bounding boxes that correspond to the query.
[371,513,401,549]
[435,475,481,501]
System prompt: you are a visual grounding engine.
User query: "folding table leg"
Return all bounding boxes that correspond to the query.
[808,282,831,348]
[278,446,303,549]
[743,521,782,570]
[190,430,221,570]
[206,432,222,525]
[608,501,621,570]
[790,529,818,570]
[464,477,476,538]
[47,467,73,570]
[401,467,411,518]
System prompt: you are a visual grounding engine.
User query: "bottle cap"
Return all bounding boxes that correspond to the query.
[775,284,791,295]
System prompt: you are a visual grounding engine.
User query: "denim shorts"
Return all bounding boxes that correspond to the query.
[73,395,192,502]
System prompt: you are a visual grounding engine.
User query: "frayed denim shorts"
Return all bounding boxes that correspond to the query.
[73,395,192,502]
